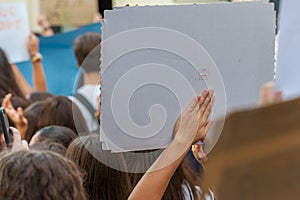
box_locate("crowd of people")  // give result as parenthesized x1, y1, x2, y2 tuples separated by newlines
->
(0, 10, 283, 200)
(0, 13, 218, 199)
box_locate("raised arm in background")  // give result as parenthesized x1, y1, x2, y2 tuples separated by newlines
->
(37, 14, 54, 37)
(11, 34, 47, 96)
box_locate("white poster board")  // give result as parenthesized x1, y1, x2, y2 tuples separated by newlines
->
(275, 0, 300, 100)
(100, 2, 275, 152)
(0, 3, 30, 63)
(0, 0, 41, 33)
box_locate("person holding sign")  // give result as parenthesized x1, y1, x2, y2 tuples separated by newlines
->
(129, 89, 214, 200)
(1, 34, 47, 100)
(10, 34, 47, 97)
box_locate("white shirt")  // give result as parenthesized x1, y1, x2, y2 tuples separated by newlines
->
(69, 84, 100, 133)
(182, 181, 214, 200)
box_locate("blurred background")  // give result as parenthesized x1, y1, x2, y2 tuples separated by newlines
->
(1, 0, 280, 34)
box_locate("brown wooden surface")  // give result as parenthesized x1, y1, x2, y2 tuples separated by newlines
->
(204, 98, 300, 200)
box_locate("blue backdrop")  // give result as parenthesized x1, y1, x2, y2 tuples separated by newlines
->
(17, 22, 101, 96)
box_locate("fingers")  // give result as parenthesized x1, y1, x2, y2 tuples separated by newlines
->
(28, 33, 39, 56)
(29, 33, 39, 46)
(260, 82, 274, 103)
(2, 93, 12, 108)
(188, 96, 199, 112)
(174, 88, 215, 144)
(196, 119, 213, 143)
(275, 90, 283, 103)
(189, 88, 213, 114)
(21, 140, 29, 149)
(202, 95, 215, 121)
(204, 120, 213, 135)
(29, 33, 37, 40)
(17, 107, 24, 120)
(192, 144, 207, 164)
(198, 89, 210, 106)
(10, 127, 21, 149)
(199, 89, 214, 120)
(10, 127, 29, 152)
(193, 88, 215, 143)
(258, 81, 282, 106)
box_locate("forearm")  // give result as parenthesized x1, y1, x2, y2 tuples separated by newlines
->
(28, 34, 47, 92)
(128, 138, 190, 200)
(32, 61, 47, 91)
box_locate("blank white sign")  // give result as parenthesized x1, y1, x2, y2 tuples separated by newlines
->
(100, 2, 275, 152)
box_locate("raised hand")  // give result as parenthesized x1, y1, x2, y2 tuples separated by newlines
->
(28, 33, 40, 57)
(174, 89, 214, 146)
(258, 81, 282, 107)
(1, 93, 28, 139)
(192, 144, 207, 164)
(10, 127, 29, 152)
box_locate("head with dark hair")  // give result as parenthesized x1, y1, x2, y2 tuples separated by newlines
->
(11, 95, 30, 109)
(23, 101, 44, 142)
(0, 48, 25, 99)
(73, 32, 101, 73)
(30, 141, 67, 155)
(38, 96, 90, 135)
(0, 150, 86, 200)
(66, 135, 132, 200)
(26, 91, 54, 103)
(30, 125, 77, 148)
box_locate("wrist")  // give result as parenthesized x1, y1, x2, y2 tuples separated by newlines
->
(31, 52, 43, 63)
(168, 138, 191, 161)
(172, 134, 192, 151)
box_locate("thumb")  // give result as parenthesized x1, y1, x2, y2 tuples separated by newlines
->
(10, 127, 29, 151)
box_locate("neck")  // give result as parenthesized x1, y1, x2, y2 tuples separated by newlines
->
(83, 72, 99, 85)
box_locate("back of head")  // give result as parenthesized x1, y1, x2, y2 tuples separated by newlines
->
(23, 101, 44, 142)
(66, 135, 132, 200)
(30, 141, 67, 155)
(26, 91, 54, 104)
(73, 32, 101, 73)
(38, 96, 89, 135)
(0, 150, 86, 200)
(11, 95, 30, 109)
(31, 125, 77, 148)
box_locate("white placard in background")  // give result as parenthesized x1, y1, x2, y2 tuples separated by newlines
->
(0, 3, 30, 63)
(275, 0, 300, 100)
(101, 2, 275, 152)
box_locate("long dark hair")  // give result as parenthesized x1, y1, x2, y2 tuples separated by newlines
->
(37, 96, 90, 135)
(163, 159, 199, 200)
(66, 135, 132, 200)
(0, 48, 25, 98)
